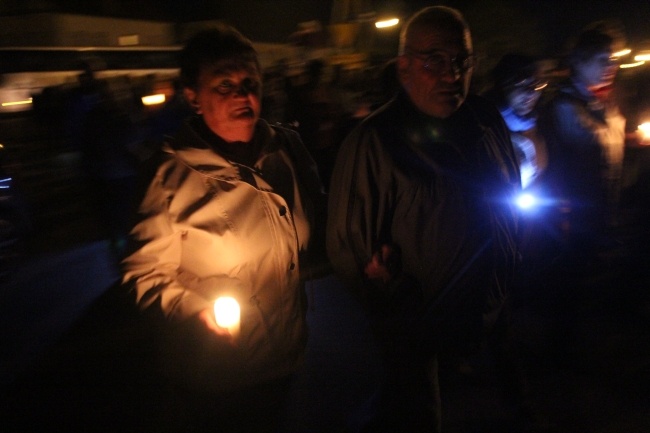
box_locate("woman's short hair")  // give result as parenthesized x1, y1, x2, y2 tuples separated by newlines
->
(492, 54, 539, 92)
(179, 24, 260, 89)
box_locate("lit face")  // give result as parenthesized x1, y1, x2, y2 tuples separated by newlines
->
(397, 25, 473, 118)
(506, 79, 543, 117)
(574, 47, 618, 90)
(184, 61, 262, 143)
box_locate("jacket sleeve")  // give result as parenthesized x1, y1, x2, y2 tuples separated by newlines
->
(550, 97, 599, 152)
(121, 161, 242, 323)
(326, 124, 392, 294)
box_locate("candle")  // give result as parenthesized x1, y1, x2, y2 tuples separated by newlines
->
(638, 122, 650, 144)
(213, 296, 240, 338)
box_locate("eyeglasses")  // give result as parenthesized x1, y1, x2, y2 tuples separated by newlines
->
(510, 78, 548, 93)
(406, 49, 477, 76)
(215, 77, 261, 96)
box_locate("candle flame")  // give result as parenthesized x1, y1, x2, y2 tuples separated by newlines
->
(214, 297, 240, 329)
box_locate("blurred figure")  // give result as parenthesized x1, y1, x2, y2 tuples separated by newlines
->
(326, 6, 520, 432)
(68, 68, 138, 260)
(285, 58, 342, 189)
(121, 25, 323, 433)
(539, 21, 626, 265)
(0, 145, 31, 284)
(485, 54, 548, 190)
(372, 58, 400, 110)
(483, 54, 562, 264)
(482, 54, 555, 430)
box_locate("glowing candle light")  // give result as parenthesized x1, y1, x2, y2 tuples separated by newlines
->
(638, 122, 650, 144)
(214, 297, 240, 338)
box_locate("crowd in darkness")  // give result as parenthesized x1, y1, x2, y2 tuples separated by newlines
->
(56, 30, 645, 268)
(52, 55, 398, 259)
(4, 9, 649, 433)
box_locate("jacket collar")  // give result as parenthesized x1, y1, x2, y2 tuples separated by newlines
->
(165, 117, 276, 180)
(394, 90, 486, 148)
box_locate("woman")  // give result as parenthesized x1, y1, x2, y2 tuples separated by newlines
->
(122, 25, 323, 432)
(486, 54, 548, 190)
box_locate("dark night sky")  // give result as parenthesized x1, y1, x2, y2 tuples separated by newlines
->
(2, 0, 648, 53)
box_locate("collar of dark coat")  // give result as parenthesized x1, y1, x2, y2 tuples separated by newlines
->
(392, 90, 488, 148)
(556, 79, 608, 122)
(376, 91, 517, 192)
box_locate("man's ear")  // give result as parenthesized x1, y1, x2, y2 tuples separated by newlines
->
(396, 55, 409, 87)
(183, 87, 200, 113)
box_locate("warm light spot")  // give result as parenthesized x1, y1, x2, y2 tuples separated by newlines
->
(141, 94, 166, 106)
(634, 53, 650, 62)
(620, 61, 645, 69)
(1, 98, 32, 107)
(613, 48, 631, 57)
(375, 18, 399, 29)
(638, 122, 650, 143)
(214, 297, 240, 331)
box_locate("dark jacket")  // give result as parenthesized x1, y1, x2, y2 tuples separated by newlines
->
(539, 79, 625, 233)
(326, 91, 520, 345)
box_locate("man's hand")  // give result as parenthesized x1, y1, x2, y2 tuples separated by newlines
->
(197, 308, 236, 344)
(364, 244, 401, 284)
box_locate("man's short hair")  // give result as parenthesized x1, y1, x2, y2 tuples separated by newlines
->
(398, 6, 470, 55)
(567, 21, 622, 67)
(179, 24, 260, 89)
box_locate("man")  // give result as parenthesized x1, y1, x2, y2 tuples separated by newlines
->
(122, 25, 323, 432)
(326, 6, 520, 432)
(539, 22, 626, 265)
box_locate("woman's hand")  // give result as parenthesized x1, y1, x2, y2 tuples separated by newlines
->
(197, 308, 236, 344)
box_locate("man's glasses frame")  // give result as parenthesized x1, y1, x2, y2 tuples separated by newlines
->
(405, 48, 477, 76)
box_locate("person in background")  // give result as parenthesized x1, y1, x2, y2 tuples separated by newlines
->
(482, 54, 555, 430)
(485, 54, 549, 190)
(483, 53, 558, 272)
(121, 25, 323, 433)
(285, 58, 343, 190)
(67, 67, 141, 259)
(539, 21, 626, 266)
(326, 6, 520, 432)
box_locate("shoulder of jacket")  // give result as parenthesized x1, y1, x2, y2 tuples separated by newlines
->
(269, 121, 300, 139)
(464, 94, 504, 126)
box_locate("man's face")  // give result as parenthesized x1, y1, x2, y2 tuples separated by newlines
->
(397, 26, 473, 118)
(575, 47, 618, 90)
(185, 61, 262, 142)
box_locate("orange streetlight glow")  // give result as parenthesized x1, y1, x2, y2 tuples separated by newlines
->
(375, 18, 399, 29)
(141, 94, 166, 106)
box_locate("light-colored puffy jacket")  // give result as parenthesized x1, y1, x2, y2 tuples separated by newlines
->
(122, 117, 319, 392)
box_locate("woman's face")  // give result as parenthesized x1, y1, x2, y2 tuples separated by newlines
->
(505, 78, 543, 117)
(184, 61, 262, 143)
(574, 47, 619, 90)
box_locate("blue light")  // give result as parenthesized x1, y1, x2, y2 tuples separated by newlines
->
(516, 192, 537, 210)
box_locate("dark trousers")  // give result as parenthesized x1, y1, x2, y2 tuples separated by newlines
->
(164, 375, 293, 433)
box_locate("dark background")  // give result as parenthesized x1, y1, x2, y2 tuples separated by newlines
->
(1, 0, 648, 52)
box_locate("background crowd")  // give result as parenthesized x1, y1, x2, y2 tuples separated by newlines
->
(2, 6, 649, 433)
